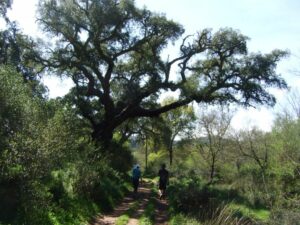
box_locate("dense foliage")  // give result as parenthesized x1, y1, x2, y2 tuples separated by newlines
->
(35, 0, 287, 145)
(134, 104, 300, 224)
(0, 66, 132, 224)
(1, 0, 298, 224)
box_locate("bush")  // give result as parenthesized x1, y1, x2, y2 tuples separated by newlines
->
(269, 209, 300, 225)
(168, 177, 256, 224)
(0, 178, 20, 223)
(170, 214, 201, 225)
(168, 177, 210, 217)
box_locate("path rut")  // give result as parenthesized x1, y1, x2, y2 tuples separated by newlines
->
(90, 182, 169, 225)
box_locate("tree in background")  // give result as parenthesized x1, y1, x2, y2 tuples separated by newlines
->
(160, 97, 196, 165)
(0, 0, 12, 22)
(36, 0, 288, 146)
(271, 90, 300, 207)
(0, 1, 46, 97)
(276, 88, 300, 120)
(234, 128, 271, 175)
(134, 118, 162, 170)
(197, 106, 233, 184)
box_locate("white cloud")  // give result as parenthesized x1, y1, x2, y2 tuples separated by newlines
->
(231, 107, 274, 132)
(7, 0, 39, 34)
(42, 76, 74, 99)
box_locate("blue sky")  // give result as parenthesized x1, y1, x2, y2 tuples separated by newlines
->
(5, 0, 300, 131)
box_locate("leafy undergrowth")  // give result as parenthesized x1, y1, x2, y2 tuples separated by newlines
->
(48, 197, 100, 225)
(48, 181, 131, 225)
(167, 177, 265, 224)
(115, 215, 130, 225)
(169, 205, 254, 225)
(229, 203, 270, 222)
(45, 167, 131, 225)
(169, 214, 201, 225)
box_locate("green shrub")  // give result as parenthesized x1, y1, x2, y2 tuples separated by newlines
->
(168, 177, 257, 224)
(170, 214, 201, 225)
(0, 178, 20, 223)
(116, 215, 130, 225)
(269, 209, 300, 225)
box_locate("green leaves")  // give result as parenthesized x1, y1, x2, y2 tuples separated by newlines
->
(210, 28, 249, 55)
(36, 1, 288, 144)
(0, 67, 32, 147)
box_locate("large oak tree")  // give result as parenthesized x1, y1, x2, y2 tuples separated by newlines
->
(36, 0, 288, 144)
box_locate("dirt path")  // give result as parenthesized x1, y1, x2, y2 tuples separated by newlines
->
(154, 198, 169, 225)
(90, 182, 169, 225)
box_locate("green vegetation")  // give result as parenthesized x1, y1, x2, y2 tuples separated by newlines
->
(115, 215, 130, 225)
(0, 66, 131, 224)
(229, 203, 270, 222)
(133, 100, 300, 224)
(1, 0, 299, 224)
(170, 214, 201, 225)
(36, 0, 287, 145)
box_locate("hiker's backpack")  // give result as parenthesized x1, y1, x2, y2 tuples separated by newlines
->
(159, 169, 168, 182)
(132, 168, 141, 180)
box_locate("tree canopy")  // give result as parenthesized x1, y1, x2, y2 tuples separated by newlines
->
(36, 0, 288, 144)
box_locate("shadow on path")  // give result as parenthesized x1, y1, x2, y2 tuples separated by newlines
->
(154, 197, 169, 225)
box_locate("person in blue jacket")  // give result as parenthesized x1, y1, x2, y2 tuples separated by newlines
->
(132, 164, 141, 193)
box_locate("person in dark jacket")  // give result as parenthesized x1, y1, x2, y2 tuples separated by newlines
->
(158, 163, 169, 199)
